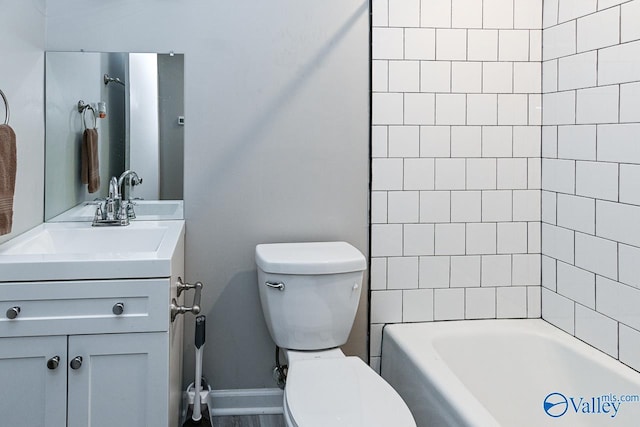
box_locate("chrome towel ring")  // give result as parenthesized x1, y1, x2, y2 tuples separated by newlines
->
(77, 100, 97, 130)
(0, 88, 9, 125)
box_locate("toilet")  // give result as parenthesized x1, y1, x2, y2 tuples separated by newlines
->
(255, 241, 416, 427)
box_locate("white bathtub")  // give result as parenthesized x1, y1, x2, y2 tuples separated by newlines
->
(381, 320, 640, 427)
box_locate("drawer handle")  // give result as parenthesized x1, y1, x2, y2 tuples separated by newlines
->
(47, 356, 60, 370)
(6, 306, 20, 319)
(112, 302, 125, 315)
(170, 278, 202, 322)
(70, 356, 83, 370)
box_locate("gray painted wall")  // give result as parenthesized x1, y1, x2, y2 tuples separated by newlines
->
(45, 0, 370, 388)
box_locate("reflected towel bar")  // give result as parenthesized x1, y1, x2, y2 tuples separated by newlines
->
(104, 74, 125, 86)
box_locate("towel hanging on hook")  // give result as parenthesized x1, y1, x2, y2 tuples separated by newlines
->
(0, 88, 17, 235)
(77, 100, 100, 193)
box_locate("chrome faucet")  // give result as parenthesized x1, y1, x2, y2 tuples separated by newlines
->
(109, 176, 120, 199)
(92, 171, 143, 226)
(92, 176, 130, 226)
(118, 170, 143, 219)
(118, 170, 143, 199)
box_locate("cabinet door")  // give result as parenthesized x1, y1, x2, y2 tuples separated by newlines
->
(67, 332, 169, 427)
(0, 336, 67, 427)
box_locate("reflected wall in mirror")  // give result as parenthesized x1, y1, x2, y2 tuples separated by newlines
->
(45, 51, 184, 221)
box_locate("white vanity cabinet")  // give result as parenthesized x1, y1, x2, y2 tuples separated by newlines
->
(0, 220, 186, 427)
(67, 332, 168, 427)
(0, 277, 184, 427)
(0, 335, 67, 427)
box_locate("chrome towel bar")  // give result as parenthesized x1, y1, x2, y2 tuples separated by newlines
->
(171, 277, 203, 322)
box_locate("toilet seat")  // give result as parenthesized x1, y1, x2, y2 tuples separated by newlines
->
(284, 356, 416, 427)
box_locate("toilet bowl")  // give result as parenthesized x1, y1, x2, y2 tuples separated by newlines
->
(282, 350, 416, 427)
(255, 242, 416, 427)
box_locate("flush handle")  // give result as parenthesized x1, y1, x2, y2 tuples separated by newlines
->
(265, 281, 285, 291)
(6, 306, 20, 319)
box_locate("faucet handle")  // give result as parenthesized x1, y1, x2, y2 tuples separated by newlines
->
(93, 204, 104, 221)
(126, 202, 136, 219)
(119, 202, 128, 219)
(106, 198, 115, 219)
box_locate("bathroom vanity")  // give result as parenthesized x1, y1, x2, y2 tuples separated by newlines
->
(0, 220, 185, 427)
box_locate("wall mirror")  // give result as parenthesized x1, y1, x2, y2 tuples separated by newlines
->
(44, 51, 184, 221)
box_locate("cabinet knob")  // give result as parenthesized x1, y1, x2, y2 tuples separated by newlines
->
(47, 356, 60, 370)
(70, 356, 83, 370)
(112, 302, 125, 315)
(6, 306, 20, 319)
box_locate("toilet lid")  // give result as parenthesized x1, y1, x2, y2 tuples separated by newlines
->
(285, 357, 416, 427)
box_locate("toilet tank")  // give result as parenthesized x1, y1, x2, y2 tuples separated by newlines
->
(255, 242, 366, 351)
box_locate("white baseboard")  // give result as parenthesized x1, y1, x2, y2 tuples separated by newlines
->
(208, 388, 284, 416)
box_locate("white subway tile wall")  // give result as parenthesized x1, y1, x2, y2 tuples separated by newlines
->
(371, 0, 640, 376)
(371, 0, 542, 363)
(541, 0, 640, 373)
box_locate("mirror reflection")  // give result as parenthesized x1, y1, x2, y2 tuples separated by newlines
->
(44, 51, 184, 221)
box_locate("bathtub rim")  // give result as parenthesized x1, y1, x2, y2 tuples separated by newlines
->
(382, 320, 500, 427)
(380, 318, 640, 427)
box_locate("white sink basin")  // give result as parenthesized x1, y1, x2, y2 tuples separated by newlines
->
(0, 221, 184, 281)
(1, 226, 167, 255)
(49, 200, 184, 222)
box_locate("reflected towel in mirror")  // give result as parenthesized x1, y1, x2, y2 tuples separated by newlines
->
(81, 128, 100, 193)
(0, 123, 16, 235)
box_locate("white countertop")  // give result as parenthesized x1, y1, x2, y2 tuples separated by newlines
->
(0, 220, 185, 281)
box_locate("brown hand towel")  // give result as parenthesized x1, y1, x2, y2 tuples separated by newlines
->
(0, 124, 17, 235)
(81, 128, 100, 193)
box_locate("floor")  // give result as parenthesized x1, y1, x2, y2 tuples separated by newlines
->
(212, 415, 285, 427)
